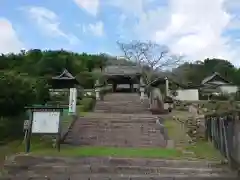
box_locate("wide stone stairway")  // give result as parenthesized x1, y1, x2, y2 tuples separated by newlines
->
(64, 93, 165, 147)
(94, 93, 150, 114)
(2, 93, 239, 179)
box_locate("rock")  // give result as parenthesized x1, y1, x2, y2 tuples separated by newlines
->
(203, 108, 208, 112)
(166, 140, 175, 148)
(182, 150, 194, 155)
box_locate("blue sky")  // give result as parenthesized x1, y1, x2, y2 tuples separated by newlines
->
(1, 0, 240, 65)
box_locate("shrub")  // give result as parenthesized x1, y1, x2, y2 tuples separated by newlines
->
(0, 72, 35, 116)
(76, 72, 95, 89)
(0, 114, 26, 142)
(0, 71, 50, 141)
(50, 91, 69, 105)
(80, 97, 96, 111)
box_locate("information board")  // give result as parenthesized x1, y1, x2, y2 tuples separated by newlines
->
(31, 111, 60, 133)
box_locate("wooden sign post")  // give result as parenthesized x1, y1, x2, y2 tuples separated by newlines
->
(24, 106, 63, 153)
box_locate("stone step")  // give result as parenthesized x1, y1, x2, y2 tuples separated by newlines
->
(73, 120, 157, 124)
(94, 107, 148, 110)
(94, 110, 150, 114)
(94, 93, 150, 114)
(3, 174, 239, 180)
(94, 106, 146, 108)
(82, 113, 156, 118)
(95, 102, 147, 105)
(63, 139, 166, 147)
(77, 115, 156, 121)
(5, 164, 232, 175)
(4, 156, 238, 179)
(95, 107, 147, 110)
(64, 112, 166, 147)
(3, 156, 231, 170)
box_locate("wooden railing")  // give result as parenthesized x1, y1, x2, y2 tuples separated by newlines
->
(205, 111, 240, 169)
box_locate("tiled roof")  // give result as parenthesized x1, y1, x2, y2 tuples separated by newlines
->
(201, 72, 230, 85)
(52, 69, 75, 79)
(147, 77, 193, 88)
(104, 65, 141, 75)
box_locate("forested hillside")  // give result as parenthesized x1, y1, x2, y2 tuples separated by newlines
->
(171, 58, 240, 86)
(0, 49, 110, 142)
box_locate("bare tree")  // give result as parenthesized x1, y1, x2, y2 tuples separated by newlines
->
(117, 40, 183, 83)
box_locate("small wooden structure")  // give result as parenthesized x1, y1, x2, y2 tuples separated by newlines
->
(103, 65, 141, 92)
(50, 69, 80, 89)
(48, 69, 81, 105)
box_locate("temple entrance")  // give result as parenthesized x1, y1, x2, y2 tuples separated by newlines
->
(103, 65, 142, 93)
(107, 75, 140, 93)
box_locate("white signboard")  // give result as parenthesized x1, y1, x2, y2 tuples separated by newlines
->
(31, 111, 60, 133)
(69, 88, 77, 114)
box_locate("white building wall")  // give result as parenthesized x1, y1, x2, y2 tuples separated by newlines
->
(219, 85, 238, 94)
(175, 89, 199, 101)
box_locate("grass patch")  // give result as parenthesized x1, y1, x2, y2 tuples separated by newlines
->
(29, 145, 182, 159)
(76, 105, 88, 116)
(164, 119, 224, 161)
(61, 109, 72, 130)
(7, 136, 183, 159)
(0, 105, 87, 167)
(0, 135, 182, 159)
(61, 105, 88, 133)
(185, 141, 223, 160)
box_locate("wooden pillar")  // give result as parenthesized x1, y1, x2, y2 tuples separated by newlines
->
(113, 83, 117, 92)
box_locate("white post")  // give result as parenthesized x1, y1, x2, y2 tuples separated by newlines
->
(140, 87, 145, 101)
(95, 79, 101, 100)
(95, 88, 100, 100)
(69, 88, 77, 114)
(165, 77, 169, 96)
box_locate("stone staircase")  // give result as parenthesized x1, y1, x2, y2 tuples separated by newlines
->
(64, 113, 166, 147)
(3, 155, 238, 179)
(64, 93, 166, 147)
(95, 93, 150, 114)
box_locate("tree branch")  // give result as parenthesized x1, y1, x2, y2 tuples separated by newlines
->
(117, 40, 183, 81)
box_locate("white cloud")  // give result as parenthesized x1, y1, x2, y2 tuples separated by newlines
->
(24, 6, 80, 45)
(80, 21, 104, 37)
(74, 0, 99, 16)
(0, 18, 24, 54)
(88, 21, 104, 36)
(154, 0, 233, 61)
(107, 0, 144, 16)
(111, 0, 240, 65)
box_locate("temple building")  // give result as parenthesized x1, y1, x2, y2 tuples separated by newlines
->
(201, 72, 238, 94)
(103, 65, 142, 92)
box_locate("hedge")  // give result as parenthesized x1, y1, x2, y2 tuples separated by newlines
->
(79, 97, 96, 112)
(0, 71, 50, 142)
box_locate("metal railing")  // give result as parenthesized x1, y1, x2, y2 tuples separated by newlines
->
(205, 111, 240, 169)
